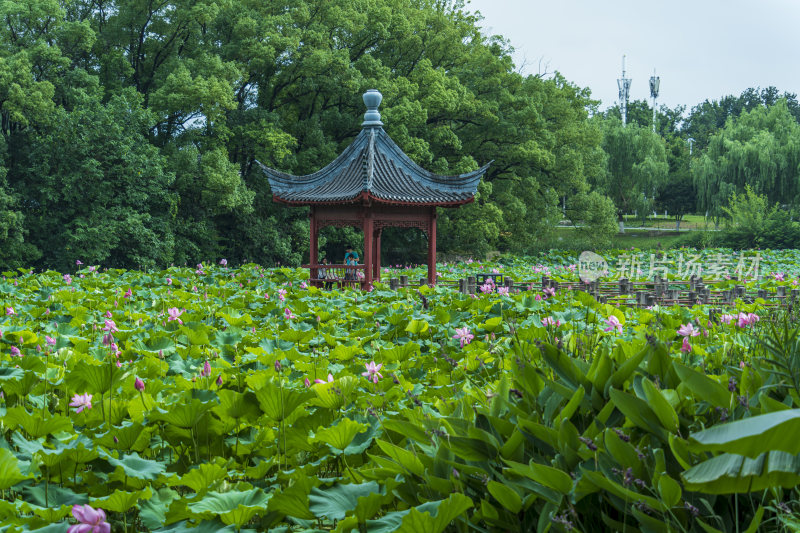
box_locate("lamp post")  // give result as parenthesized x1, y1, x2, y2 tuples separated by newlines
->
(649, 70, 660, 133)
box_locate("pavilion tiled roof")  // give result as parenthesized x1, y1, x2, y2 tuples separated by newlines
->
(257, 90, 490, 206)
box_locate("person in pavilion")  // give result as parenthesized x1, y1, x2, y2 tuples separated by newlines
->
(344, 246, 359, 280)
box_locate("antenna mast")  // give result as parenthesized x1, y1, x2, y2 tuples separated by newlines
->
(649, 69, 660, 133)
(617, 55, 632, 127)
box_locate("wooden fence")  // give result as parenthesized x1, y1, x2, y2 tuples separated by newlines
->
(381, 274, 798, 309)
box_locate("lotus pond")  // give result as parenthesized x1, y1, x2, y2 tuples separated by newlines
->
(2, 250, 800, 532)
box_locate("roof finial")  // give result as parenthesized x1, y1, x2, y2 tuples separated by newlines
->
(362, 89, 383, 127)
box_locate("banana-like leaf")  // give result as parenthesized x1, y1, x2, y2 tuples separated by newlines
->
(688, 409, 800, 457)
(682, 451, 800, 493)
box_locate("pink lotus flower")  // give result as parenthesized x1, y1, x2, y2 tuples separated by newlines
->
(720, 314, 735, 324)
(134, 377, 145, 392)
(737, 312, 760, 327)
(681, 337, 692, 353)
(604, 315, 623, 334)
(166, 277, 172, 285)
(102, 319, 118, 332)
(104, 311, 112, 318)
(5, 307, 14, 315)
(361, 362, 383, 383)
(304, 377, 311, 387)
(284, 307, 296, 320)
(219, 258, 228, 266)
(315, 373, 335, 384)
(774, 272, 785, 281)
(200, 360, 211, 377)
(75, 260, 83, 266)
(124, 288, 132, 298)
(542, 317, 560, 327)
(543, 287, 556, 298)
(64, 274, 72, 285)
(497, 287, 510, 296)
(534, 294, 542, 301)
(69, 393, 93, 413)
(479, 282, 494, 294)
(278, 289, 287, 301)
(167, 307, 184, 324)
(677, 323, 700, 337)
(68, 504, 110, 533)
(10, 346, 21, 357)
(453, 327, 474, 348)
(46, 336, 56, 346)
(216, 374, 223, 386)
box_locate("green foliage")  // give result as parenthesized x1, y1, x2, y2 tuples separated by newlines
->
(595, 118, 669, 224)
(566, 191, 618, 246)
(0, 0, 615, 268)
(718, 186, 800, 249)
(693, 100, 800, 225)
(1, 257, 800, 530)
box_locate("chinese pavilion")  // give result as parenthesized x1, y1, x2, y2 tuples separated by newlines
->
(258, 90, 491, 289)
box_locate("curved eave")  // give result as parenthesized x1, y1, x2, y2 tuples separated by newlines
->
(258, 126, 493, 205)
(255, 129, 369, 190)
(374, 128, 492, 191)
(272, 192, 475, 208)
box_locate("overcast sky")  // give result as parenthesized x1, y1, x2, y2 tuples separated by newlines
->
(465, 0, 800, 112)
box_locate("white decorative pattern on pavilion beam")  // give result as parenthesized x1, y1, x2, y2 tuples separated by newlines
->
(257, 90, 491, 289)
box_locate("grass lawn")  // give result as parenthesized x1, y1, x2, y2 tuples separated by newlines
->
(621, 213, 715, 230)
(551, 227, 689, 250)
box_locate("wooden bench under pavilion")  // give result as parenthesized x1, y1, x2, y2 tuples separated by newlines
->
(258, 90, 491, 289)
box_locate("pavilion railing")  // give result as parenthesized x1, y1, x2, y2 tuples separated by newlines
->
(304, 263, 366, 288)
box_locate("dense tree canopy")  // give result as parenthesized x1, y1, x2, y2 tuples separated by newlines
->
(593, 119, 668, 230)
(692, 100, 800, 224)
(0, 0, 620, 269)
(1, 0, 799, 270)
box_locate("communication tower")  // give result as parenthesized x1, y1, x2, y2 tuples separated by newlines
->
(617, 55, 632, 127)
(649, 70, 661, 133)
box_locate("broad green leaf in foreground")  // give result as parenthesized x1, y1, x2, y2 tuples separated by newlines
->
(102, 451, 167, 480)
(188, 489, 271, 526)
(682, 451, 800, 494)
(91, 487, 153, 512)
(311, 418, 367, 454)
(308, 481, 381, 520)
(687, 409, 800, 458)
(0, 448, 31, 490)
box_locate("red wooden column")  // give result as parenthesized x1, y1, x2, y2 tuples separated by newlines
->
(373, 227, 382, 282)
(309, 208, 318, 281)
(362, 209, 374, 288)
(427, 208, 437, 285)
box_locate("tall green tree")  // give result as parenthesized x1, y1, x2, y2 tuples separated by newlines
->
(692, 100, 800, 228)
(20, 90, 177, 270)
(684, 86, 800, 152)
(594, 118, 668, 232)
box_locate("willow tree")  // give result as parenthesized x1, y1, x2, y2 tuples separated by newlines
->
(692, 100, 800, 227)
(594, 118, 668, 232)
